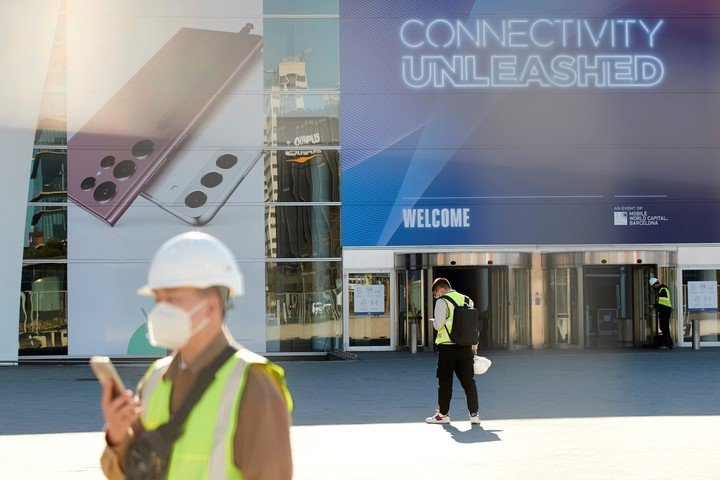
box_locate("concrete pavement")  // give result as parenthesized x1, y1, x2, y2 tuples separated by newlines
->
(1, 348, 719, 479)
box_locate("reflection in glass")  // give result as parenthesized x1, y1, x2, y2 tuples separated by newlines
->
(28, 149, 66, 201)
(266, 262, 342, 352)
(264, 149, 339, 203)
(35, 1, 67, 146)
(348, 273, 391, 347)
(264, 0, 338, 15)
(263, 18, 339, 90)
(512, 268, 530, 346)
(265, 101, 339, 145)
(23, 206, 67, 260)
(19, 264, 68, 356)
(682, 269, 720, 343)
(265, 205, 340, 258)
(548, 268, 578, 345)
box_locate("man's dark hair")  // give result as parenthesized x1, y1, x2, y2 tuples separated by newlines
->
(432, 277, 451, 292)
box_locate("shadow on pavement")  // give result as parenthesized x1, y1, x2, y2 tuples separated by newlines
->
(441, 424, 502, 444)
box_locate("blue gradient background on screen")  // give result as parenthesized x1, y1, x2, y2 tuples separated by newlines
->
(340, 0, 720, 246)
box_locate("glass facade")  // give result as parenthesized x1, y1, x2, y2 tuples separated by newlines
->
(263, 4, 341, 352)
(21, 1, 68, 355)
(16, 1, 343, 356)
(9, 1, 719, 358)
(265, 262, 342, 352)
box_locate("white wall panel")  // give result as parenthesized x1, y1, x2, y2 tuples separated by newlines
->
(0, 1, 61, 363)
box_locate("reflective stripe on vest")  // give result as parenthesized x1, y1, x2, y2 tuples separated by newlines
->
(657, 286, 672, 308)
(138, 350, 292, 479)
(435, 290, 468, 345)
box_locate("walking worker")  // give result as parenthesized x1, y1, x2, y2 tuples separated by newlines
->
(99, 231, 293, 479)
(425, 277, 480, 425)
(649, 277, 674, 349)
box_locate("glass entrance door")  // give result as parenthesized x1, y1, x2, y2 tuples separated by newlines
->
(548, 267, 579, 346)
(432, 266, 509, 349)
(346, 272, 394, 350)
(633, 265, 660, 346)
(510, 268, 530, 347)
(397, 270, 425, 350)
(584, 266, 632, 348)
(583, 265, 659, 348)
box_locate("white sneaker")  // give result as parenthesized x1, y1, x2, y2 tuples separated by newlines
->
(469, 413, 481, 425)
(425, 411, 451, 424)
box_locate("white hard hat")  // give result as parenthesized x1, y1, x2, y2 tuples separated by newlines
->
(473, 355, 492, 375)
(649, 277, 658, 286)
(138, 231, 244, 297)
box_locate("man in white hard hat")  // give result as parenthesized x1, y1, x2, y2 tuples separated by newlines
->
(649, 277, 674, 349)
(99, 231, 293, 479)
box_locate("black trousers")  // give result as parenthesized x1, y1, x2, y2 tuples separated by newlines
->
(436, 344, 478, 415)
(657, 307, 673, 347)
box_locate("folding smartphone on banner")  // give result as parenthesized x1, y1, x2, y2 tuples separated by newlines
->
(67, 26, 262, 226)
(140, 40, 264, 226)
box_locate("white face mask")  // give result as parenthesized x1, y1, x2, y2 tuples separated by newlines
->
(147, 300, 209, 350)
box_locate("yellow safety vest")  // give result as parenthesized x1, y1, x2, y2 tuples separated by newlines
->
(657, 285, 672, 308)
(138, 349, 292, 479)
(435, 290, 472, 345)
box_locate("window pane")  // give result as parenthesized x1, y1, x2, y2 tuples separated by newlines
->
(264, 0, 338, 15)
(264, 95, 339, 134)
(23, 206, 67, 260)
(28, 149, 66, 201)
(266, 261, 342, 352)
(264, 149, 339, 202)
(348, 273, 391, 347)
(263, 19, 339, 90)
(19, 263, 68, 356)
(265, 205, 340, 258)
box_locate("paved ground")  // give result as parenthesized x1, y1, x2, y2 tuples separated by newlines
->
(0, 348, 719, 479)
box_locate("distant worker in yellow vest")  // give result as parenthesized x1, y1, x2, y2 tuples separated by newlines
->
(425, 278, 480, 425)
(649, 277, 674, 349)
(99, 231, 293, 479)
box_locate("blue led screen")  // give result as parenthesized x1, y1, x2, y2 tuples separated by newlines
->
(340, 1, 720, 246)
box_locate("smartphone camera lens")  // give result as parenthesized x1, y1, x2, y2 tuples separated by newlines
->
(100, 156, 115, 168)
(81, 177, 97, 191)
(93, 181, 117, 203)
(113, 160, 136, 180)
(132, 139, 154, 159)
(185, 190, 207, 209)
(201, 172, 223, 188)
(216, 154, 238, 169)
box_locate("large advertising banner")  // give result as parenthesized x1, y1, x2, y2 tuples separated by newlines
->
(66, 0, 266, 355)
(340, 1, 720, 246)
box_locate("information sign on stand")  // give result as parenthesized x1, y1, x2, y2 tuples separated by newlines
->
(687, 281, 718, 312)
(354, 285, 385, 314)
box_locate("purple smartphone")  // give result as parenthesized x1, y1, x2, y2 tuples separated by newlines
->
(67, 27, 262, 226)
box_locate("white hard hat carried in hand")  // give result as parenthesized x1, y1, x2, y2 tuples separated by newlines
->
(649, 277, 658, 286)
(473, 355, 492, 375)
(138, 231, 244, 297)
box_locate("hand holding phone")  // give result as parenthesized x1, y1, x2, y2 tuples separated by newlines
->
(90, 356, 127, 397)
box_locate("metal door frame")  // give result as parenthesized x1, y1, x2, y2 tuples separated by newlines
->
(343, 268, 396, 351)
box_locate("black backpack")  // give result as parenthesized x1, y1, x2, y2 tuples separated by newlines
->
(440, 294, 479, 346)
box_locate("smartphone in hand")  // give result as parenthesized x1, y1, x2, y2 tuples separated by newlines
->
(89, 356, 127, 398)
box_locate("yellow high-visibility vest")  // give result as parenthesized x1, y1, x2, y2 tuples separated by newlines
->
(435, 290, 472, 345)
(139, 349, 292, 479)
(657, 285, 672, 308)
